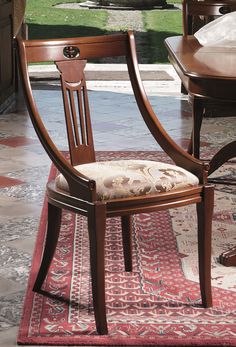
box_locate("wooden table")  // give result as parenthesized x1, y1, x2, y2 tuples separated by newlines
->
(165, 35, 236, 266)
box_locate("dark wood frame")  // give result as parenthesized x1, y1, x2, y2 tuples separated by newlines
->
(16, 31, 214, 335)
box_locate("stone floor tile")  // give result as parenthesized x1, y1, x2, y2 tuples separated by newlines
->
(0, 291, 25, 331)
(0, 326, 18, 346)
(5, 237, 36, 255)
(0, 136, 38, 147)
(0, 196, 41, 219)
(0, 149, 50, 175)
(0, 176, 24, 188)
(0, 216, 40, 242)
(0, 277, 25, 297)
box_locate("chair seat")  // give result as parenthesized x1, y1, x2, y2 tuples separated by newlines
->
(56, 160, 199, 201)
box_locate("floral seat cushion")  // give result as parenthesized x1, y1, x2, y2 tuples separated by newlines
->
(56, 160, 199, 201)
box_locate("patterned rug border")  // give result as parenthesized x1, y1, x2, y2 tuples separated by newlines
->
(17, 151, 236, 346)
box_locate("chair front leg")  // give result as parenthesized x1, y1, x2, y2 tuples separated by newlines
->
(33, 202, 62, 292)
(121, 215, 133, 272)
(197, 184, 214, 308)
(88, 204, 108, 335)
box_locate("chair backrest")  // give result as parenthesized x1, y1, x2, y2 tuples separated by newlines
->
(182, 0, 236, 35)
(16, 31, 207, 200)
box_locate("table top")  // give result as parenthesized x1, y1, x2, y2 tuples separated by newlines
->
(165, 36, 236, 81)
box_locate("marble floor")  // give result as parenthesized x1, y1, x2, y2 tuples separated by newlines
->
(0, 64, 235, 346)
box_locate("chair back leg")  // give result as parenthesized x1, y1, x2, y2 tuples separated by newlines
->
(121, 215, 133, 272)
(197, 184, 214, 307)
(33, 202, 62, 292)
(88, 204, 108, 335)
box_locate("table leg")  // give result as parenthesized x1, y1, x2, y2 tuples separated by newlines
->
(187, 96, 204, 158)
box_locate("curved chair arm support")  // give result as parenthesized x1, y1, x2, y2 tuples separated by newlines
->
(16, 37, 97, 201)
(126, 31, 208, 183)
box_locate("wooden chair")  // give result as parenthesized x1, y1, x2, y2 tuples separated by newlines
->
(182, 0, 236, 36)
(16, 31, 214, 335)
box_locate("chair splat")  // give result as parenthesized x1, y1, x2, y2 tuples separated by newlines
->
(56, 60, 95, 166)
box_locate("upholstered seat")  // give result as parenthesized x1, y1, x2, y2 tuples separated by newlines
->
(56, 160, 199, 200)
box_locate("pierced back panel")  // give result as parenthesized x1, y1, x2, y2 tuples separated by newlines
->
(56, 60, 95, 166)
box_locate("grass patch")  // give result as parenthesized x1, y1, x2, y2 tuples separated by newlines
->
(25, 0, 108, 39)
(25, 1, 183, 63)
(143, 10, 183, 63)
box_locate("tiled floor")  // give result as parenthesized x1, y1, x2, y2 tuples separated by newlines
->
(0, 64, 235, 346)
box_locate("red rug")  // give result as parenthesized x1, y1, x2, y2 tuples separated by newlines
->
(18, 152, 236, 346)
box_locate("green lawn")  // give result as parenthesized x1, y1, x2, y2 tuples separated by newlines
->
(25, 0, 108, 39)
(25, 0, 183, 63)
(143, 10, 183, 63)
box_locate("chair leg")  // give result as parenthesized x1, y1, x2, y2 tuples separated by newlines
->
(188, 96, 204, 158)
(181, 82, 188, 95)
(88, 204, 108, 335)
(33, 202, 62, 292)
(196, 185, 214, 308)
(121, 215, 133, 272)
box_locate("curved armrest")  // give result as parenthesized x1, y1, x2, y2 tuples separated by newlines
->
(126, 31, 208, 183)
